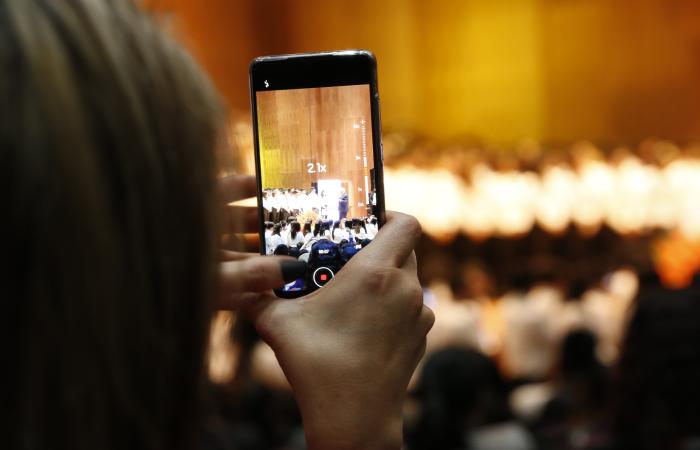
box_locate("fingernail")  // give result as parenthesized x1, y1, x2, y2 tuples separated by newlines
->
(281, 260, 307, 283)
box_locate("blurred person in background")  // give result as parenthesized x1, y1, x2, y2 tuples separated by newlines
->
(1, 2, 434, 450)
(203, 318, 302, 450)
(405, 348, 535, 450)
(534, 329, 611, 450)
(611, 283, 700, 450)
(498, 283, 566, 381)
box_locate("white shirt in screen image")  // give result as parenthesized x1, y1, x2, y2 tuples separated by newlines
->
(332, 227, 350, 243)
(267, 234, 284, 255)
(299, 192, 312, 213)
(308, 191, 321, 211)
(262, 193, 271, 211)
(264, 229, 273, 254)
(303, 232, 314, 245)
(366, 222, 378, 238)
(352, 228, 367, 241)
(272, 192, 284, 211)
(268, 193, 279, 210)
(287, 231, 304, 248)
(281, 192, 292, 211)
(301, 235, 319, 252)
(288, 193, 300, 212)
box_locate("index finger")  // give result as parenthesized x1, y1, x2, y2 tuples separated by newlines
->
(219, 174, 257, 204)
(358, 211, 422, 268)
(220, 256, 307, 295)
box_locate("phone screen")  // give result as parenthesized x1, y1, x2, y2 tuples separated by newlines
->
(255, 83, 381, 295)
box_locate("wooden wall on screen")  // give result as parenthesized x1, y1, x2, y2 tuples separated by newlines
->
(257, 85, 374, 218)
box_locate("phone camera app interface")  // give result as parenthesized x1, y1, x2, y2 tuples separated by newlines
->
(256, 84, 379, 294)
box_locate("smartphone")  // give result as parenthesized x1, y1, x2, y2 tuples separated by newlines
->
(249, 50, 386, 298)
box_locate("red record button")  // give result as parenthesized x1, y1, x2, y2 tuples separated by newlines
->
(312, 267, 335, 288)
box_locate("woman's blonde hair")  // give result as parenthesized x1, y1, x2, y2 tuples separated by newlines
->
(1, 1, 224, 449)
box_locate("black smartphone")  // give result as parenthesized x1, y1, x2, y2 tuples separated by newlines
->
(249, 50, 386, 298)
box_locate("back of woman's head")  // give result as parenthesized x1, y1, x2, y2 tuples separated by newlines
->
(1, 1, 222, 449)
(560, 328, 600, 376)
(614, 286, 700, 450)
(408, 348, 511, 450)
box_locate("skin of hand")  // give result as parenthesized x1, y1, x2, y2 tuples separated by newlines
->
(219, 175, 435, 450)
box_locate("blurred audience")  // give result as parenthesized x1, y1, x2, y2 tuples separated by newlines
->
(533, 330, 611, 450)
(203, 273, 700, 448)
(405, 348, 535, 450)
(612, 283, 700, 450)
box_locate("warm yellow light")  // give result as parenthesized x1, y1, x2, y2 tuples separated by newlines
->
(382, 154, 700, 240)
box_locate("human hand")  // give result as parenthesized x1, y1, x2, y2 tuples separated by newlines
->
(236, 211, 434, 450)
(217, 175, 306, 305)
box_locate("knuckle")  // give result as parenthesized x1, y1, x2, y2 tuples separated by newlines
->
(420, 306, 436, 332)
(407, 283, 424, 309)
(403, 215, 423, 240)
(418, 338, 428, 359)
(365, 266, 401, 292)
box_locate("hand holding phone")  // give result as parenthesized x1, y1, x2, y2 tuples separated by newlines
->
(249, 51, 386, 298)
(233, 212, 433, 450)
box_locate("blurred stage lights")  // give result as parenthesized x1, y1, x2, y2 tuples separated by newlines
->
(384, 156, 700, 241)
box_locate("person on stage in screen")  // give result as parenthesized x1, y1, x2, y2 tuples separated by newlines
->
(338, 188, 349, 220)
(308, 186, 321, 213)
(299, 189, 309, 214)
(278, 189, 290, 222)
(269, 189, 280, 223)
(320, 190, 329, 220)
(262, 190, 271, 222)
(289, 189, 301, 216)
